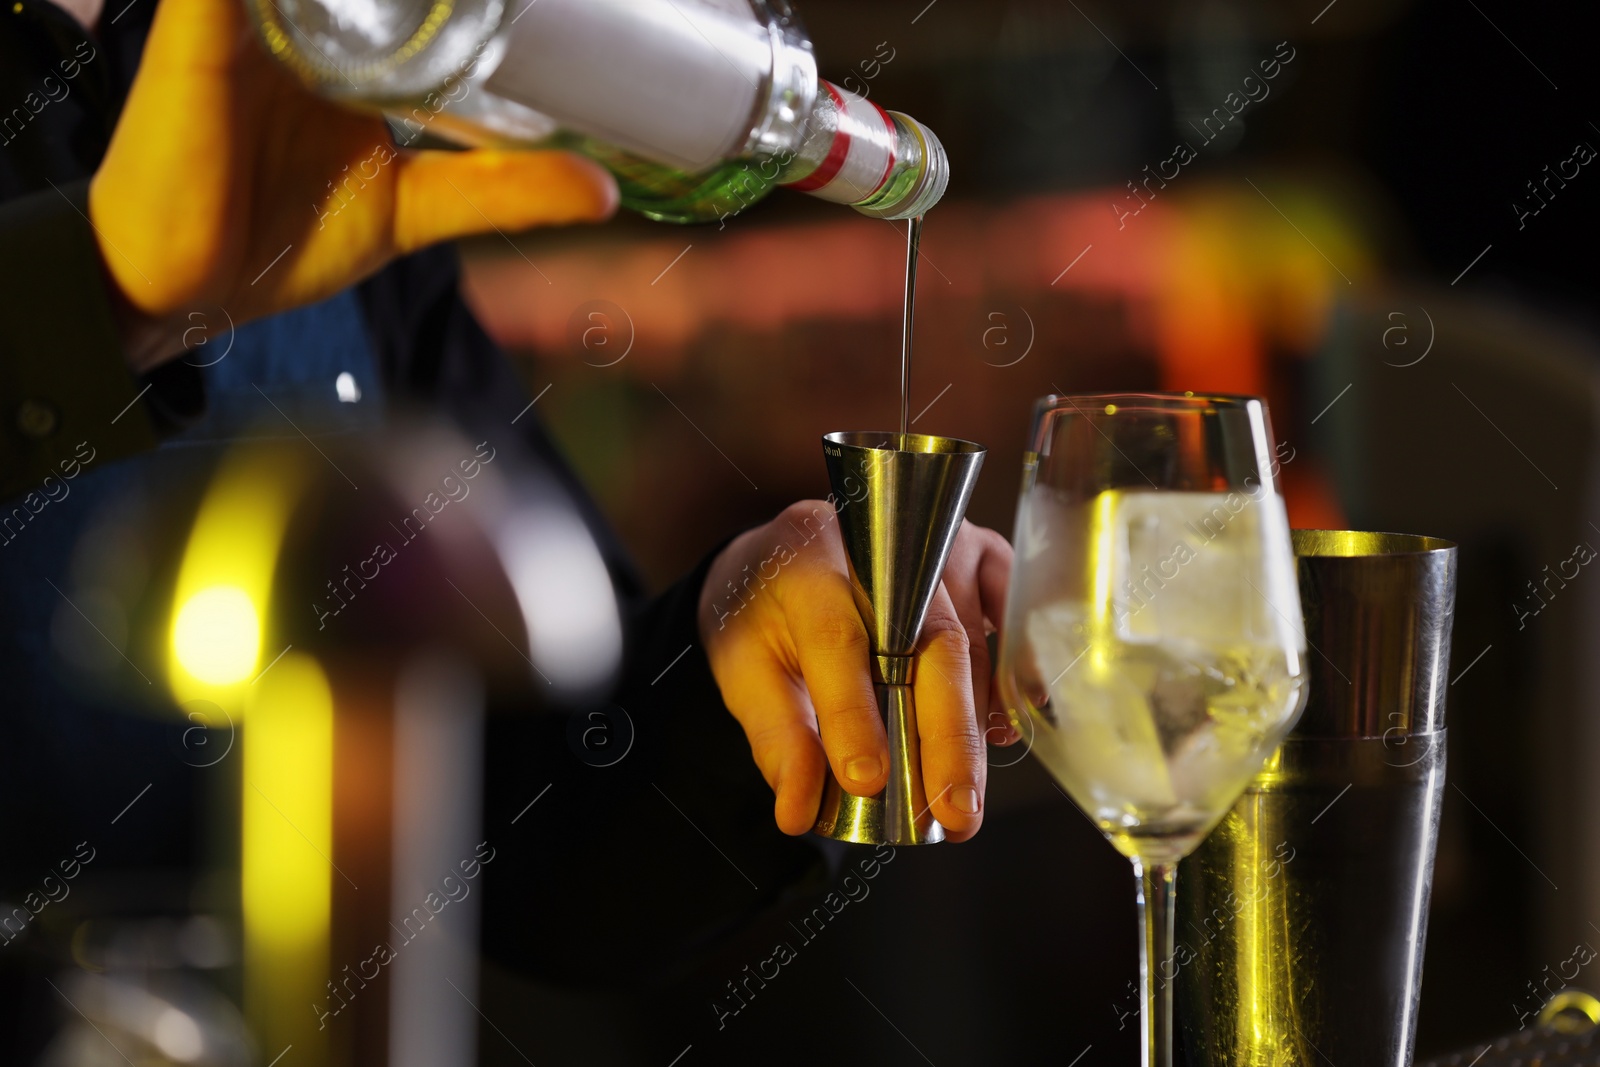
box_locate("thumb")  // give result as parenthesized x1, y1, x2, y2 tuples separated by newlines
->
(392, 149, 619, 253)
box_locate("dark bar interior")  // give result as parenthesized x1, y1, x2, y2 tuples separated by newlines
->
(1, 0, 1595, 1064)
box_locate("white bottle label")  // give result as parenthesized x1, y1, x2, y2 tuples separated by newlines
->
(486, 0, 768, 173)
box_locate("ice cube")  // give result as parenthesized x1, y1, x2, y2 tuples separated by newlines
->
(1025, 603, 1177, 813)
(1107, 490, 1292, 651)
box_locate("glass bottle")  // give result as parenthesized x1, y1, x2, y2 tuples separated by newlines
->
(247, 0, 948, 223)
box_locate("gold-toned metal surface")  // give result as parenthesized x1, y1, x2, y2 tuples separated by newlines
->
(873, 654, 915, 686)
(1418, 988, 1600, 1064)
(1543, 989, 1600, 1033)
(1178, 530, 1458, 1067)
(1290, 529, 1458, 738)
(810, 430, 984, 846)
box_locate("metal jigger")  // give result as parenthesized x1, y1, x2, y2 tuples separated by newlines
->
(810, 431, 986, 846)
(1177, 530, 1458, 1067)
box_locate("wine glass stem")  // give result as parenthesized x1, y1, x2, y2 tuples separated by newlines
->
(1135, 859, 1177, 1067)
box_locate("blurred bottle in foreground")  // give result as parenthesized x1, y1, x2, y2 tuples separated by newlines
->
(247, 0, 948, 224)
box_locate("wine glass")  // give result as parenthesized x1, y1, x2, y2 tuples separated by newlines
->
(997, 393, 1307, 1066)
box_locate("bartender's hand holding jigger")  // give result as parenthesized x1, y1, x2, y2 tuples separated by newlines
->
(701, 504, 1017, 840)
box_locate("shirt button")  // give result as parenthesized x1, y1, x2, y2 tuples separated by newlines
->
(16, 398, 58, 439)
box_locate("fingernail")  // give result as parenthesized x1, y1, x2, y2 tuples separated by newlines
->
(845, 755, 882, 784)
(952, 787, 980, 814)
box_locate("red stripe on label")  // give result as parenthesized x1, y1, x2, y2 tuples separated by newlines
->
(781, 82, 852, 193)
(870, 100, 897, 190)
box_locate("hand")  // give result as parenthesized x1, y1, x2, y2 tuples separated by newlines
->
(698, 500, 1016, 841)
(88, 0, 618, 371)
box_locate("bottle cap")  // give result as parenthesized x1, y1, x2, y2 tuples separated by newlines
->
(855, 115, 948, 220)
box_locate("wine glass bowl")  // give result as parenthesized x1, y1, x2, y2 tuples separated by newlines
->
(997, 392, 1307, 1065)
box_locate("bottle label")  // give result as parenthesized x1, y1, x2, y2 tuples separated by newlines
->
(781, 83, 898, 205)
(486, 0, 765, 173)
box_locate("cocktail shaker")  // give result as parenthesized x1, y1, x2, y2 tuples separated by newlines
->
(1177, 530, 1458, 1066)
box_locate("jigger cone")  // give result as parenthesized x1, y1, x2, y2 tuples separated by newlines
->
(812, 431, 986, 845)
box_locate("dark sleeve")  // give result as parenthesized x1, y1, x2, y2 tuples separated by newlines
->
(355, 248, 825, 983)
(353, 242, 646, 599)
(479, 543, 826, 987)
(0, 181, 157, 498)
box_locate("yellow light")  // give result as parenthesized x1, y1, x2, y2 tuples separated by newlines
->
(166, 444, 330, 1064)
(243, 651, 332, 947)
(1104, 403, 1118, 415)
(172, 586, 260, 685)
(1087, 489, 1118, 675)
(167, 447, 304, 705)
(243, 651, 334, 1062)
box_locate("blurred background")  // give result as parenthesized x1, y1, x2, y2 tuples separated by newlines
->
(453, 0, 1600, 1061)
(6, 0, 1599, 1063)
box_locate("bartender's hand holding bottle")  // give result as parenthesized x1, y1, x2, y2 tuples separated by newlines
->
(88, 0, 618, 371)
(700, 503, 1017, 840)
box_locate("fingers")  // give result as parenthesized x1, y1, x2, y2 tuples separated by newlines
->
(975, 524, 1013, 632)
(393, 150, 619, 253)
(701, 506, 1012, 841)
(700, 522, 833, 834)
(943, 522, 1019, 747)
(942, 521, 994, 721)
(717, 658, 830, 836)
(912, 583, 986, 841)
(90, 0, 259, 316)
(781, 541, 889, 798)
(977, 527, 1018, 744)
(140, 0, 254, 74)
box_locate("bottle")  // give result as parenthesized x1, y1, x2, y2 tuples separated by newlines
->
(248, 0, 948, 224)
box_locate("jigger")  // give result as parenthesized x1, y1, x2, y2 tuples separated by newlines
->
(811, 431, 986, 845)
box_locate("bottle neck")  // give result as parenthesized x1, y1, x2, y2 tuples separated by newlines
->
(776, 81, 947, 220)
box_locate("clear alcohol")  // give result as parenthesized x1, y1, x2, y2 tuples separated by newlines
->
(1005, 489, 1306, 864)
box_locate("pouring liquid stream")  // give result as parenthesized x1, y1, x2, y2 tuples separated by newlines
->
(899, 215, 923, 449)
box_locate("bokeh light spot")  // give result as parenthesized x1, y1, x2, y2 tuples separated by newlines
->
(173, 586, 260, 685)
